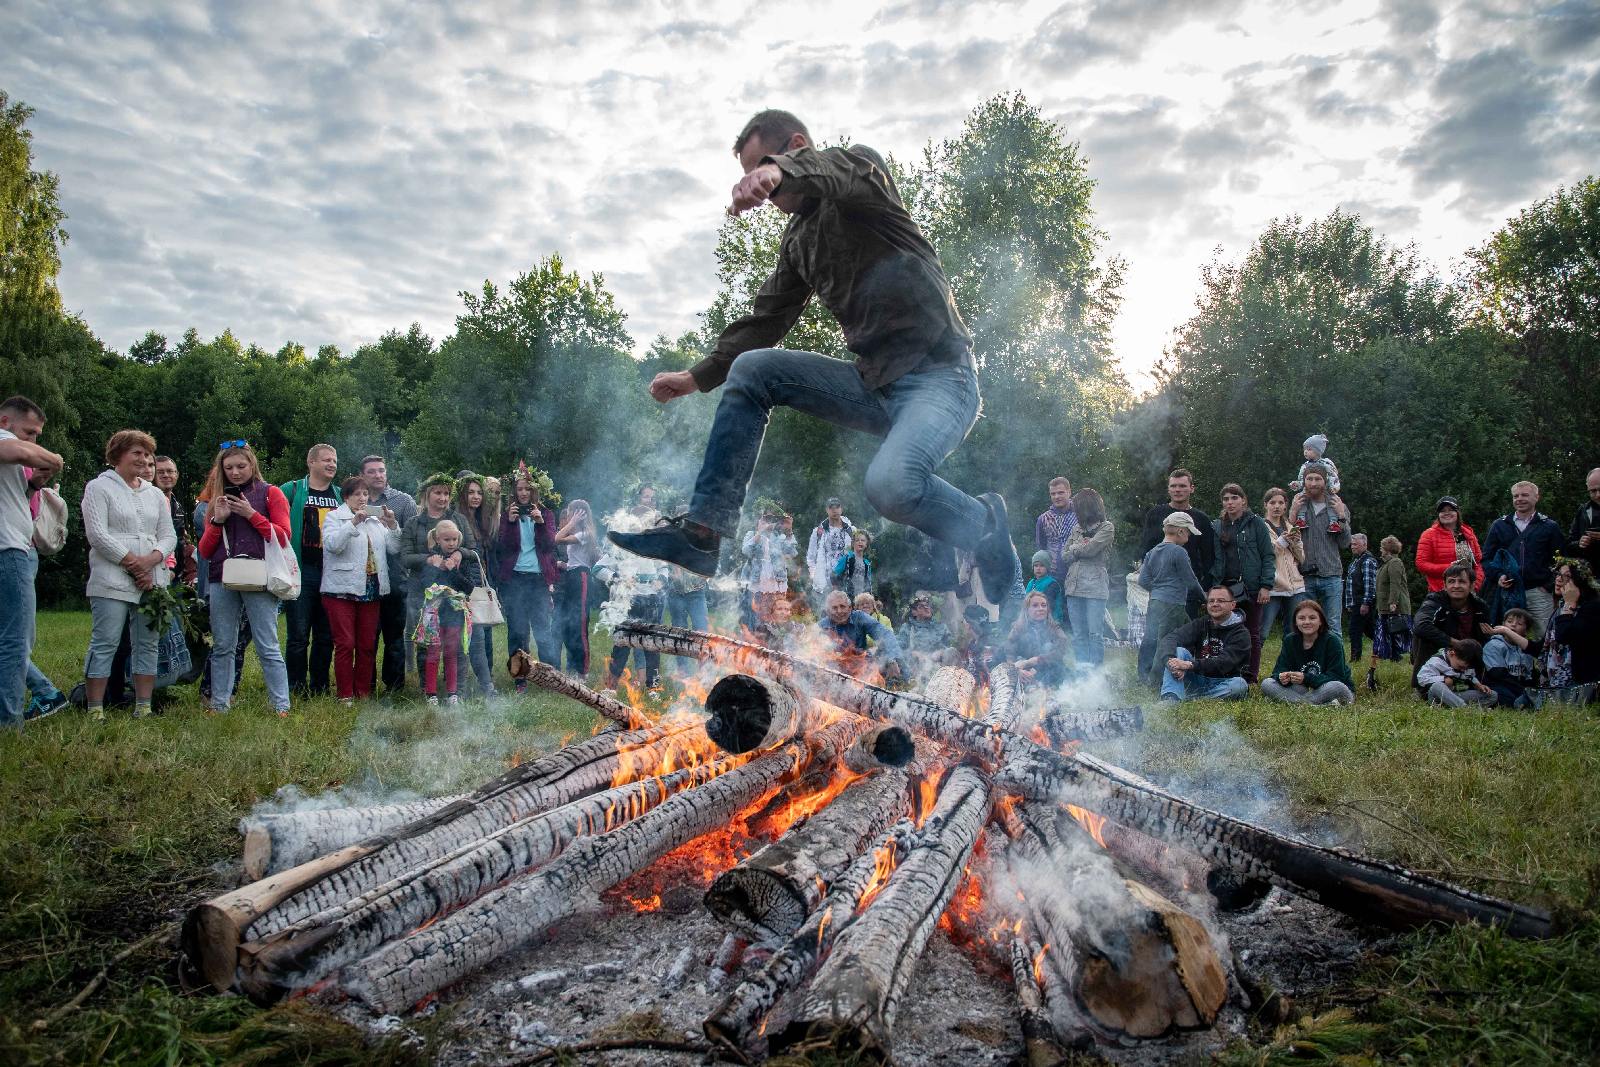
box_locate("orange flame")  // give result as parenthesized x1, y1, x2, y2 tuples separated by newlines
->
(1064, 803, 1108, 849)
(624, 892, 662, 913)
(859, 839, 900, 911)
(757, 766, 863, 840)
(1032, 943, 1049, 985)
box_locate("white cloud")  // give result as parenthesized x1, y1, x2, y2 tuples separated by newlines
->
(5, 0, 1594, 389)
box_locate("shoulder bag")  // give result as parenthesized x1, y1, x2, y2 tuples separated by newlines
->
(220, 527, 269, 592)
(467, 550, 504, 626)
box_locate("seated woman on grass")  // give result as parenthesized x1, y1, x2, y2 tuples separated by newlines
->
(1261, 598, 1354, 706)
(1003, 589, 1069, 690)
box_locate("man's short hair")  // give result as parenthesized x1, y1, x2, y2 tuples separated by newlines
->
(1351, 532, 1368, 543)
(1512, 480, 1538, 493)
(307, 443, 337, 464)
(824, 589, 851, 605)
(1220, 482, 1245, 500)
(1443, 561, 1475, 582)
(105, 429, 157, 466)
(734, 109, 810, 155)
(154, 455, 175, 466)
(1302, 462, 1329, 479)
(1207, 585, 1237, 601)
(1048, 476, 1071, 489)
(360, 455, 386, 472)
(0, 395, 44, 421)
(1168, 468, 1193, 483)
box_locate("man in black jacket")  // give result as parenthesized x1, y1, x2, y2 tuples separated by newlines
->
(608, 110, 1021, 618)
(1141, 468, 1215, 619)
(1567, 467, 1600, 573)
(1411, 562, 1493, 687)
(1154, 586, 1251, 702)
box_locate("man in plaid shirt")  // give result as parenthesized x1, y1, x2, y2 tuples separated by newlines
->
(1344, 533, 1379, 661)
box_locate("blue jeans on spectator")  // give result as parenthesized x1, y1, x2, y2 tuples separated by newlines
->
(1064, 595, 1105, 667)
(689, 349, 986, 548)
(1305, 575, 1344, 638)
(665, 587, 709, 675)
(608, 593, 664, 688)
(502, 570, 558, 666)
(87, 597, 160, 678)
(1160, 646, 1249, 702)
(26, 660, 61, 701)
(209, 585, 290, 712)
(284, 565, 332, 696)
(1258, 592, 1308, 645)
(0, 547, 37, 726)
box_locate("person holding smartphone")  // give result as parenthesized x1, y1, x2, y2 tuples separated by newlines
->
(321, 475, 399, 703)
(196, 441, 293, 715)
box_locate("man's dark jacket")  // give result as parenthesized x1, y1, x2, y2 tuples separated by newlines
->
(1480, 511, 1564, 591)
(1155, 611, 1250, 678)
(691, 145, 973, 393)
(1411, 589, 1491, 680)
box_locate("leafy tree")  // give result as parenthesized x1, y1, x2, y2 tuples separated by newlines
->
(1462, 176, 1599, 496)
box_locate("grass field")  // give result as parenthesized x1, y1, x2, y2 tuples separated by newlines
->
(1, 610, 1597, 1065)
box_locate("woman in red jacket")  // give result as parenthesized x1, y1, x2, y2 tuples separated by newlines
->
(1415, 496, 1484, 593)
(197, 441, 294, 714)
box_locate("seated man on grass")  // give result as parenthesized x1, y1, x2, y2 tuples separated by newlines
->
(1154, 586, 1251, 703)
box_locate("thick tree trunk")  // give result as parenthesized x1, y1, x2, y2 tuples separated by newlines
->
(706, 769, 912, 943)
(982, 662, 1024, 729)
(341, 717, 870, 1014)
(615, 625, 1552, 938)
(999, 800, 1228, 1041)
(240, 796, 463, 882)
(841, 725, 916, 774)
(235, 756, 742, 1001)
(703, 820, 916, 1061)
(185, 721, 700, 991)
(772, 765, 993, 1060)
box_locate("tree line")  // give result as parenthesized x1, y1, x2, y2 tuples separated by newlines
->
(3, 88, 1595, 606)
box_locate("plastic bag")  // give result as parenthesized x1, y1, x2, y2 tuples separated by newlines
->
(263, 531, 302, 601)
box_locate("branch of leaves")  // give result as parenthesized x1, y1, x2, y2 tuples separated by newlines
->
(136, 583, 208, 644)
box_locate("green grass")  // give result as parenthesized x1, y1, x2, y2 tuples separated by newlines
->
(2, 613, 1597, 1064)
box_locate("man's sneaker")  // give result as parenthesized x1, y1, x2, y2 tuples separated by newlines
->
(974, 493, 1023, 606)
(606, 515, 720, 578)
(24, 692, 68, 722)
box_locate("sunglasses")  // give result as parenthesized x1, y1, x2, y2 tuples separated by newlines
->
(219, 439, 249, 450)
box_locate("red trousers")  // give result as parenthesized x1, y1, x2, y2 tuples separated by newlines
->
(423, 626, 462, 696)
(323, 595, 380, 699)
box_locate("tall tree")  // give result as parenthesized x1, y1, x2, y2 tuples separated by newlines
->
(1462, 176, 1599, 496)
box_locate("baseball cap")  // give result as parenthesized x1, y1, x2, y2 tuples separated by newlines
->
(1163, 511, 1202, 535)
(1435, 496, 1460, 513)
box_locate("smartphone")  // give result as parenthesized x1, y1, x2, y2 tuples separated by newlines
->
(224, 484, 245, 498)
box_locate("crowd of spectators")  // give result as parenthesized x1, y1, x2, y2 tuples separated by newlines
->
(3, 396, 1598, 727)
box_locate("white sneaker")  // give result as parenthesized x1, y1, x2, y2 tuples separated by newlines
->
(446, 694, 460, 707)
(425, 695, 439, 707)
(339, 698, 355, 708)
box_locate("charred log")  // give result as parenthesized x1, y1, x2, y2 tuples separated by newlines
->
(772, 765, 993, 1060)
(1010, 936, 1073, 1067)
(1041, 704, 1144, 746)
(706, 769, 912, 942)
(614, 625, 1552, 938)
(240, 796, 463, 882)
(522, 660, 649, 728)
(841, 725, 916, 775)
(340, 717, 869, 1014)
(705, 674, 812, 754)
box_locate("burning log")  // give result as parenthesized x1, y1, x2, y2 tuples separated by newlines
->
(234, 756, 743, 1001)
(616, 625, 1552, 938)
(704, 674, 815, 754)
(185, 720, 701, 991)
(1040, 703, 1144, 746)
(522, 660, 647, 727)
(240, 796, 464, 882)
(923, 664, 977, 717)
(706, 769, 912, 943)
(1010, 935, 1071, 1067)
(772, 765, 994, 1059)
(704, 820, 915, 1061)
(341, 716, 870, 1014)
(982, 662, 1024, 728)
(841, 724, 916, 775)
(1000, 800, 1228, 1041)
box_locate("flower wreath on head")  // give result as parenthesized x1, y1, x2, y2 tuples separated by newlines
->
(505, 460, 561, 508)
(1554, 555, 1600, 596)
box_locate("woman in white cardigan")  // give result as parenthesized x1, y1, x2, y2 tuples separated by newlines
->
(81, 430, 176, 719)
(320, 475, 398, 703)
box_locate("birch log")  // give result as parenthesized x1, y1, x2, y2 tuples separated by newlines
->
(772, 765, 993, 1059)
(703, 820, 916, 1061)
(1041, 704, 1144, 746)
(240, 796, 463, 882)
(236, 756, 742, 1001)
(341, 717, 870, 1013)
(615, 624, 1552, 938)
(184, 720, 700, 991)
(705, 770, 911, 942)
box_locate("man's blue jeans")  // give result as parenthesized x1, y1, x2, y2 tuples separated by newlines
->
(284, 565, 332, 696)
(0, 547, 38, 726)
(689, 350, 986, 548)
(1305, 575, 1344, 638)
(1160, 646, 1249, 702)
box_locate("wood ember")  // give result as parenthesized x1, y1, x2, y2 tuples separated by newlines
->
(340, 716, 869, 1014)
(1009, 936, 1071, 1067)
(614, 624, 1552, 938)
(773, 765, 994, 1060)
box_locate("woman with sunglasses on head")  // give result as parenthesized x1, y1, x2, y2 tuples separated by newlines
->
(196, 440, 293, 715)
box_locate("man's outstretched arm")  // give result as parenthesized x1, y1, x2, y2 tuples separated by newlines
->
(651, 255, 812, 401)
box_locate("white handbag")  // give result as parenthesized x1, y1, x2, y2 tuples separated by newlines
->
(468, 551, 504, 626)
(220, 527, 268, 592)
(31, 486, 68, 556)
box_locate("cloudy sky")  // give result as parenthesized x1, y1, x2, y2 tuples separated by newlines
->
(7, 0, 1596, 387)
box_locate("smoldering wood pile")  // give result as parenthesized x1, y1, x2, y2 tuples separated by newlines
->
(183, 627, 1551, 1064)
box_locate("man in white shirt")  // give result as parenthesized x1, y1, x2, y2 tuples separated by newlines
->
(0, 396, 64, 727)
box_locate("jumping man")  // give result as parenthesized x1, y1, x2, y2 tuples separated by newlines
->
(608, 109, 1022, 604)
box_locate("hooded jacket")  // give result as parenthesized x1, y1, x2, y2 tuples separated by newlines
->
(1061, 520, 1115, 599)
(320, 503, 395, 598)
(1155, 611, 1251, 678)
(1210, 509, 1275, 594)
